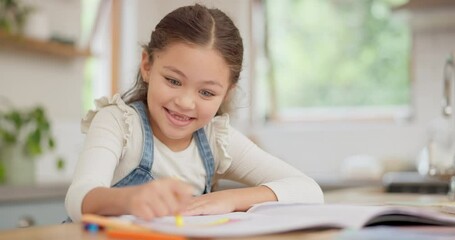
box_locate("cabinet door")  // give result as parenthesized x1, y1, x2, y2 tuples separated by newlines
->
(0, 199, 67, 230)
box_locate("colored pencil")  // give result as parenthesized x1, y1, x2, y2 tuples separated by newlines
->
(106, 229, 186, 240)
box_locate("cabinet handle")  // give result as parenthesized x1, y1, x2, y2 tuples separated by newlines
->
(17, 216, 35, 228)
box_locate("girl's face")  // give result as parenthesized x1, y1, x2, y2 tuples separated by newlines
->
(141, 42, 231, 151)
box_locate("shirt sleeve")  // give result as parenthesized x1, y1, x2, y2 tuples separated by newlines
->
(65, 106, 125, 222)
(222, 127, 324, 204)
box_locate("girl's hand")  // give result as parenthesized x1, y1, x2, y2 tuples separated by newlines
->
(181, 191, 236, 216)
(127, 178, 194, 220)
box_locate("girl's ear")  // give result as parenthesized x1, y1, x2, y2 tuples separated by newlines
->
(140, 51, 152, 83)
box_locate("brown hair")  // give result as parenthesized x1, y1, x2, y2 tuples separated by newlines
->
(122, 4, 243, 115)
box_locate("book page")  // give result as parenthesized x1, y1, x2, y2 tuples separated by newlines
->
(117, 202, 455, 238)
(124, 212, 329, 237)
(249, 202, 455, 227)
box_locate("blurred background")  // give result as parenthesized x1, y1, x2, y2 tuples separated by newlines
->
(0, 0, 454, 230)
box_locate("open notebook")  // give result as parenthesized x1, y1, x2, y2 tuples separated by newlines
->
(115, 202, 455, 238)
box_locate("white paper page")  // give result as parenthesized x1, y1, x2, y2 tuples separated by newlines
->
(116, 203, 455, 238)
(117, 203, 375, 237)
(123, 212, 342, 238)
(248, 202, 455, 227)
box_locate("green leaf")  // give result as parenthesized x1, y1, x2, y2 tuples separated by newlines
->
(48, 138, 55, 149)
(0, 129, 16, 144)
(5, 110, 23, 130)
(25, 129, 42, 157)
(0, 161, 5, 184)
(56, 157, 65, 170)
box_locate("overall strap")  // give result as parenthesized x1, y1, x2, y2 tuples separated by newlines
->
(194, 128, 215, 193)
(130, 101, 154, 171)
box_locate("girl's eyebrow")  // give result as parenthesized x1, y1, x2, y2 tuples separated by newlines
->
(202, 80, 224, 89)
(163, 66, 186, 79)
(163, 66, 224, 89)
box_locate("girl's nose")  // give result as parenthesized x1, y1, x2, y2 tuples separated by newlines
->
(175, 93, 196, 110)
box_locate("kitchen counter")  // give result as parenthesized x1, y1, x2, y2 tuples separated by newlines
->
(0, 177, 383, 203)
(0, 183, 69, 203)
(0, 183, 70, 229)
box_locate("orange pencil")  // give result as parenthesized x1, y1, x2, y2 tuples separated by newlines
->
(82, 214, 186, 239)
(106, 229, 186, 240)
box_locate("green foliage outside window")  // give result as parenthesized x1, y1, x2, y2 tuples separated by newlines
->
(265, 0, 410, 110)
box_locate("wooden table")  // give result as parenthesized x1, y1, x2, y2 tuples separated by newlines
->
(0, 187, 451, 240)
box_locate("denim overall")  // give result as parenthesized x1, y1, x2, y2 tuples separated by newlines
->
(64, 101, 215, 222)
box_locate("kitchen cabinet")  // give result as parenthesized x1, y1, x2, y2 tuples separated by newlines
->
(0, 184, 69, 230)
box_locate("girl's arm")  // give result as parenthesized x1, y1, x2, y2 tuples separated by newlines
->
(183, 126, 323, 215)
(65, 106, 126, 222)
(222, 127, 324, 203)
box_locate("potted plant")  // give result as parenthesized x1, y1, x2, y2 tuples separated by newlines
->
(0, 101, 64, 185)
(0, 0, 34, 34)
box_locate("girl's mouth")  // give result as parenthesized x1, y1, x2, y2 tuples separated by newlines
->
(164, 108, 195, 126)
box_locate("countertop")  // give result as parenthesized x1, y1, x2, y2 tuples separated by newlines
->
(0, 177, 383, 203)
(0, 183, 69, 203)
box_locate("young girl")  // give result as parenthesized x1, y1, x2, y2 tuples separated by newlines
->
(65, 4, 323, 222)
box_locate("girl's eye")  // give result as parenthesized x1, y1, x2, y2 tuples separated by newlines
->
(166, 77, 181, 86)
(200, 90, 215, 97)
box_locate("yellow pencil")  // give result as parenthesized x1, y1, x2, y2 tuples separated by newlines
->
(175, 214, 184, 227)
(172, 175, 186, 227)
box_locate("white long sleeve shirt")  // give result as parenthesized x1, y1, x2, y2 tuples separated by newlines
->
(65, 95, 324, 221)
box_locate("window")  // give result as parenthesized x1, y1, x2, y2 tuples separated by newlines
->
(81, 0, 111, 111)
(256, 0, 411, 122)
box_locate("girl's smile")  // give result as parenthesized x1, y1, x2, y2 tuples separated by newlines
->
(164, 107, 196, 127)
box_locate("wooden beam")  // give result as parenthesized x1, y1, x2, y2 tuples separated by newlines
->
(394, 0, 455, 11)
(111, 0, 121, 96)
(0, 30, 90, 58)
